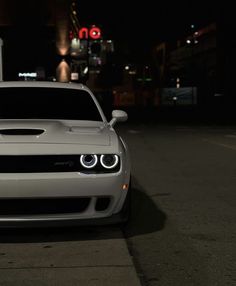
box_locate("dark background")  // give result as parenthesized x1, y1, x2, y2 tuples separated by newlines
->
(78, 1, 222, 59)
(0, 1, 224, 62)
(0, 1, 236, 123)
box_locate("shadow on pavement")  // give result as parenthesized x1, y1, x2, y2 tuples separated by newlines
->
(124, 178, 167, 238)
(0, 225, 122, 243)
(0, 179, 166, 243)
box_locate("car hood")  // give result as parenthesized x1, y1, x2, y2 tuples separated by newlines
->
(0, 120, 112, 146)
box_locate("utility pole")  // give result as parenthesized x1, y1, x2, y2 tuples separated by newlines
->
(0, 38, 3, 81)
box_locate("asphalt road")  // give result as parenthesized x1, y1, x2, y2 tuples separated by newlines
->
(118, 124, 236, 286)
(0, 124, 235, 286)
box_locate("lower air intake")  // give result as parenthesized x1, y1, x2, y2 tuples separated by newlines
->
(0, 198, 90, 216)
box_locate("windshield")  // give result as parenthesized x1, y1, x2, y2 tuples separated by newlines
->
(0, 87, 103, 121)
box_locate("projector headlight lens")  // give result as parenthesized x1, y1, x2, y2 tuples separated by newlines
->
(80, 154, 98, 168)
(100, 154, 119, 169)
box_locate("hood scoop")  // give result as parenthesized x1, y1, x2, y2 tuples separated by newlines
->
(0, 129, 45, 136)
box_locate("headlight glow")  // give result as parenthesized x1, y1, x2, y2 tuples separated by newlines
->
(80, 154, 98, 168)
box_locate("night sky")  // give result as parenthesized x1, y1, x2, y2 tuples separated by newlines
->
(0, 1, 224, 49)
(77, 1, 222, 62)
(0, 1, 230, 74)
(78, 1, 220, 40)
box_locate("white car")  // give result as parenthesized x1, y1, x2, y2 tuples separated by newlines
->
(0, 81, 131, 227)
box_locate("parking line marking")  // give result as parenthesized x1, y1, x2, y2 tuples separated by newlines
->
(224, 134, 236, 139)
(203, 139, 236, 150)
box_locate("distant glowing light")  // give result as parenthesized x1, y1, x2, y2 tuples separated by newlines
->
(191, 24, 195, 29)
(71, 38, 80, 49)
(56, 27, 70, 56)
(79, 27, 89, 39)
(78, 26, 101, 40)
(56, 4, 70, 56)
(56, 59, 70, 83)
(71, 72, 79, 81)
(57, 46, 69, 56)
(89, 27, 101, 39)
(18, 72, 37, 78)
(186, 39, 191, 44)
(125, 65, 130, 70)
(83, 66, 89, 74)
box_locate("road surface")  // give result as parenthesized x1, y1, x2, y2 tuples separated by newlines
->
(119, 124, 236, 286)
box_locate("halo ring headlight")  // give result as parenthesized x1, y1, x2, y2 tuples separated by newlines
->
(100, 154, 119, 169)
(80, 154, 98, 169)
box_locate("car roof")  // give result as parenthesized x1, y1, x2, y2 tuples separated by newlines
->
(0, 81, 89, 91)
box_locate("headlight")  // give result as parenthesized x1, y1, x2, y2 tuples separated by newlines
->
(80, 154, 98, 168)
(100, 154, 119, 169)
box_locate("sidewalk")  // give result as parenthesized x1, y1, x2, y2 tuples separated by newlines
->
(0, 227, 141, 286)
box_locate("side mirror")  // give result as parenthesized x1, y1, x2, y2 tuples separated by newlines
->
(109, 110, 128, 127)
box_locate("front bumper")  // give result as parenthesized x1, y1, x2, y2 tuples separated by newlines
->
(0, 209, 128, 228)
(0, 171, 130, 225)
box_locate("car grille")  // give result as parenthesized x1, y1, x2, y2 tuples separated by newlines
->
(0, 198, 90, 215)
(0, 155, 120, 173)
(0, 155, 79, 173)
